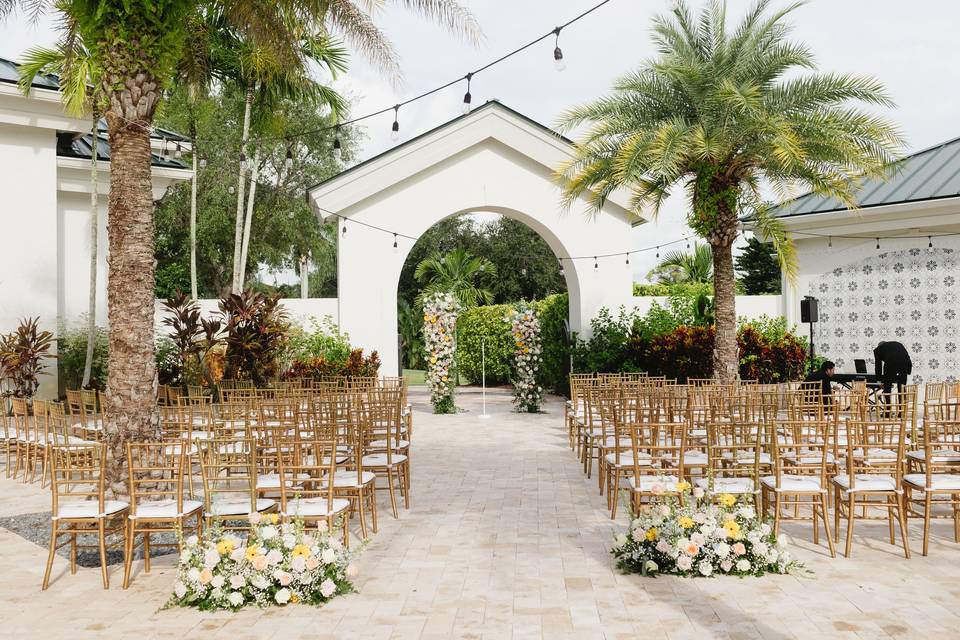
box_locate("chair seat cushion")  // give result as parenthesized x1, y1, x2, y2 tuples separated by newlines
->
(760, 474, 825, 493)
(603, 452, 650, 467)
(603, 436, 632, 448)
(72, 419, 103, 431)
(906, 449, 960, 463)
(682, 451, 708, 466)
(362, 453, 408, 467)
(784, 450, 835, 465)
(694, 477, 757, 494)
(832, 474, 899, 492)
(369, 438, 410, 450)
(325, 470, 377, 488)
(903, 473, 960, 491)
(163, 443, 198, 456)
(282, 497, 350, 518)
(55, 499, 129, 520)
(132, 499, 203, 519)
(209, 498, 275, 516)
(627, 476, 680, 492)
(722, 451, 772, 465)
(181, 431, 214, 441)
(257, 473, 308, 489)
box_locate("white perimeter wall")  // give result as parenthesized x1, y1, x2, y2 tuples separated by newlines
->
(626, 295, 783, 322)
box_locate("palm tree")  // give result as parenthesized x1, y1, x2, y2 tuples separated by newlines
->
(18, 36, 103, 390)
(649, 242, 713, 285)
(556, 0, 902, 382)
(414, 248, 497, 309)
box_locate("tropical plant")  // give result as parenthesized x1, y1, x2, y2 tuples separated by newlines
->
(219, 289, 288, 385)
(57, 322, 109, 391)
(736, 236, 782, 294)
(283, 316, 353, 369)
(0, 318, 56, 398)
(397, 299, 425, 370)
(283, 349, 381, 380)
(414, 247, 498, 309)
(161, 291, 223, 389)
(648, 243, 713, 285)
(556, 0, 902, 382)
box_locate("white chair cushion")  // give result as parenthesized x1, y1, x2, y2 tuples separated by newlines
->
(760, 474, 825, 493)
(603, 436, 632, 448)
(832, 474, 899, 493)
(209, 498, 275, 516)
(682, 451, 708, 466)
(325, 470, 376, 488)
(181, 431, 214, 441)
(906, 449, 960, 463)
(163, 443, 198, 456)
(695, 477, 757, 494)
(72, 419, 103, 431)
(784, 450, 835, 465)
(55, 500, 129, 520)
(257, 473, 308, 489)
(132, 499, 203, 519)
(282, 497, 350, 518)
(369, 438, 410, 449)
(362, 453, 408, 468)
(627, 476, 680, 492)
(603, 452, 650, 467)
(903, 473, 960, 491)
(722, 451, 772, 465)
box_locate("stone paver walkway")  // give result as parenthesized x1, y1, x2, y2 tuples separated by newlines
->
(3, 391, 960, 639)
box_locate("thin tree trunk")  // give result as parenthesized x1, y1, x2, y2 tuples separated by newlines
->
(711, 238, 738, 383)
(300, 254, 309, 298)
(82, 115, 99, 388)
(189, 109, 199, 301)
(102, 73, 162, 496)
(238, 147, 260, 287)
(231, 82, 254, 293)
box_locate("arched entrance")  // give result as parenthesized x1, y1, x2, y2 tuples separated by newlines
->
(308, 101, 644, 374)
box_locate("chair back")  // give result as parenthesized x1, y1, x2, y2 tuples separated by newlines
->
(199, 438, 260, 516)
(126, 441, 189, 518)
(49, 444, 106, 518)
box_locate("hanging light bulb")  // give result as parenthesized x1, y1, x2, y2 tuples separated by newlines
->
(656, 246, 660, 259)
(558, 259, 565, 276)
(594, 256, 598, 270)
(390, 105, 400, 142)
(828, 236, 832, 248)
(228, 185, 235, 195)
(462, 73, 473, 114)
(161, 138, 168, 157)
(285, 147, 293, 170)
(625, 253, 630, 266)
(174, 143, 182, 159)
(686, 237, 690, 250)
(199, 157, 207, 169)
(876, 237, 880, 250)
(342, 218, 347, 236)
(240, 152, 247, 171)
(333, 128, 342, 161)
(393, 233, 398, 250)
(553, 27, 566, 72)
(929, 235, 933, 249)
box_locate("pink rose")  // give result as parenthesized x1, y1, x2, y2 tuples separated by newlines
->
(198, 568, 213, 585)
(305, 556, 320, 570)
(693, 487, 705, 499)
(229, 574, 245, 589)
(251, 555, 268, 571)
(346, 563, 359, 578)
(732, 542, 746, 556)
(275, 571, 293, 586)
(658, 505, 670, 517)
(677, 556, 692, 571)
(266, 549, 283, 565)
(650, 483, 664, 496)
(248, 512, 262, 525)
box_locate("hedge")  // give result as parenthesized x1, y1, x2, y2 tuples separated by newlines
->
(456, 293, 568, 392)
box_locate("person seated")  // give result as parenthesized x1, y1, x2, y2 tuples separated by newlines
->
(805, 360, 835, 401)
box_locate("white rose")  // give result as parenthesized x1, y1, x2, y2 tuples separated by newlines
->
(754, 542, 769, 556)
(760, 523, 772, 536)
(720, 560, 733, 572)
(266, 549, 284, 565)
(776, 533, 790, 549)
(614, 534, 628, 548)
(275, 588, 291, 604)
(185, 535, 199, 548)
(766, 549, 779, 564)
(644, 560, 659, 573)
(174, 581, 187, 598)
(698, 561, 713, 576)
(211, 575, 225, 589)
(227, 591, 244, 607)
(291, 556, 307, 573)
(230, 548, 245, 563)
(179, 550, 192, 563)
(320, 579, 337, 598)
(251, 575, 269, 590)
(204, 549, 221, 569)
(186, 567, 201, 582)
(282, 533, 297, 549)
(738, 506, 756, 520)
(321, 548, 337, 564)
(714, 542, 730, 559)
(211, 587, 223, 600)
(735, 559, 751, 572)
(230, 574, 245, 589)
(260, 525, 278, 540)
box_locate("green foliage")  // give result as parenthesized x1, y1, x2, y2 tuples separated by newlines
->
(161, 291, 223, 388)
(397, 299, 425, 370)
(284, 349, 381, 380)
(627, 325, 716, 383)
(648, 243, 713, 284)
(414, 247, 498, 310)
(533, 294, 569, 393)
(736, 237, 782, 294)
(0, 317, 55, 398)
(633, 282, 713, 297)
(57, 323, 109, 391)
(155, 336, 181, 386)
(283, 316, 352, 368)
(571, 307, 643, 374)
(737, 316, 807, 383)
(220, 290, 288, 384)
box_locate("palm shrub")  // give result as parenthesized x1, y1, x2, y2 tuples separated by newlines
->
(648, 243, 713, 284)
(415, 248, 497, 309)
(557, 0, 902, 382)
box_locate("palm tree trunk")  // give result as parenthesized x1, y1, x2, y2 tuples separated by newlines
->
(711, 238, 738, 382)
(238, 147, 260, 287)
(81, 115, 99, 388)
(102, 86, 161, 495)
(231, 82, 254, 293)
(300, 254, 309, 298)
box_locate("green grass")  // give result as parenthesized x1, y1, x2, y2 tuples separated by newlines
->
(403, 369, 426, 385)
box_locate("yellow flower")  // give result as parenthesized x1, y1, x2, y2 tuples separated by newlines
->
(678, 516, 695, 529)
(675, 481, 690, 492)
(269, 513, 279, 524)
(645, 527, 658, 541)
(290, 593, 300, 604)
(245, 545, 262, 561)
(216, 538, 235, 554)
(430, 357, 437, 364)
(723, 520, 741, 539)
(719, 493, 737, 508)
(441, 376, 448, 382)
(291, 544, 311, 559)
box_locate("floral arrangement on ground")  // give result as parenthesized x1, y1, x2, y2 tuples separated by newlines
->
(612, 482, 807, 578)
(422, 292, 460, 414)
(168, 514, 360, 610)
(506, 301, 543, 413)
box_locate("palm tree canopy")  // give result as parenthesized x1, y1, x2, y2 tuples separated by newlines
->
(649, 242, 712, 284)
(556, 0, 903, 273)
(414, 247, 497, 309)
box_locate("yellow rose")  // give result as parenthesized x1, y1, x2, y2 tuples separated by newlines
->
(645, 527, 658, 541)
(719, 493, 736, 507)
(723, 520, 741, 539)
(245, 545, 262, 561)
(678, 516, 694, 529)
(270, 513, 279, 524)
(291, 544, 311, 559)
(675, 481, 690, 492)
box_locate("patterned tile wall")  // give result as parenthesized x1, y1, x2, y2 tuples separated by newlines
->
(807, 247, 958, 384)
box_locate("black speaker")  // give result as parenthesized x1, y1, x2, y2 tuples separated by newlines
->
(801, 297, 819, 323)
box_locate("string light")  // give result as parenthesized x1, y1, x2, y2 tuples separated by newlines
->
(686, 237, 690, 250)
(174, 143, 182, 159)
(876, 237, 880, 250)
(333, 127, 342, 160)
(656, 246, 660, 259)
(342, 217, 347, 236)
(929, 235, 933, 248)
(393, 233, 398, 249)
(553, 27, 566, 71)
(625, 253, 630, 266)
(462, 73, 473, 114)
(285, 148, 293, 169)
(390, 106, 400, 142)
(558, 258, 564, 276)
(593, 256, 598, 270)
(828, 236, 832, 248)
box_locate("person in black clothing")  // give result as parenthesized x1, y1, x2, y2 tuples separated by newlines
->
(806, 360, 835, 401)
(874, 341, 912, 394)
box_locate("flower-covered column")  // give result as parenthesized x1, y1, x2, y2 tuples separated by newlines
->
(506, 301, 543, 412)
(422, 292, 460, 413)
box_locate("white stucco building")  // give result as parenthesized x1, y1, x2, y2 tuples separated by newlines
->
(0, 58, 192, 396)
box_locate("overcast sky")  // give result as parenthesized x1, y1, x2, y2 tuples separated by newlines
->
(2, 0, 959, 281)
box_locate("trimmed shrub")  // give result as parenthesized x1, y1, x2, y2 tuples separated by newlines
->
(57, 323, 109, 391)
(457, 303, 513, 385)
(632, 282, 713, 297)
(532, 293, 568, 392)
(737, 315, 807, 382)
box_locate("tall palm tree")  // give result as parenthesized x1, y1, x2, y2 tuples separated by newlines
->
(414, 248, 497, 309)
(18, 36, 104, 389)
(649, 242, 713, 285)
(556, 0, 902, 382)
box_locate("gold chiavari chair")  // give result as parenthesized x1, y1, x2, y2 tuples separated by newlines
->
(567, 373, 596, 451)
(701, 421, 763, 510)
(594, 386, 629, 497)
(761, 419, 836, 556)
(625, 417, 687, 513)
(903, 410, 960, 555)
(199, 437, 277, 531)
(43, 444, 129, 589)
(358, 393, 409, 518)
(831, 418, 909, 558)
(123, 440, 203, 587)
(0, 400, 13, 479)
(254, 398, 303, 496)
(66, 389, 103, 442)
(278, 437, 351, 546)
(11, 397, 37, 482)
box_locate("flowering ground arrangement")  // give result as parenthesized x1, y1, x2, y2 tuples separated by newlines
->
(506, 301, 544, 412)
(168, 514, 359, 611)
(612, 483, 806, 578)
(422, 292, 460, 414)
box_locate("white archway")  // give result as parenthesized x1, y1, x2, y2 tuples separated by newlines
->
(308, 101, 645, 374)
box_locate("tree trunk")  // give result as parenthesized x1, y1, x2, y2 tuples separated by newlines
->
(300, 254, 309, 298)
(102, 71, 162, 495)
(711, 238, 738, 382)
(238, 147, 260, 287)
(82, 115, 99, 388)
(231, 82, 254, 293)
(189, 112, 199, 300)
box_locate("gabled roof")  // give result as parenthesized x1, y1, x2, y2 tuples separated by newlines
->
(772, 135, 960, 218)
(308, 100, 640, 221)
(57, 132, 189, 169)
